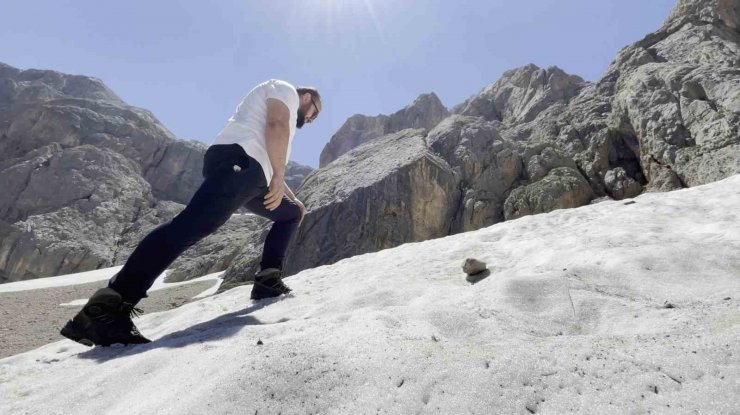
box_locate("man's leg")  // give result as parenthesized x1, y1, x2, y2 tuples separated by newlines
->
(109, 149, 266, 303)
(243, 194, 302, 271)
(61, 145, 267, 346)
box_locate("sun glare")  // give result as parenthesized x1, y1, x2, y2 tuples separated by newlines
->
(297, 0, 387, 42)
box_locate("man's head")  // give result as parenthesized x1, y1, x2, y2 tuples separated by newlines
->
(296, 86, 322, 129)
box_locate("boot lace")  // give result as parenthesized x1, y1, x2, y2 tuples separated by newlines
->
(121, 302, 144, 318)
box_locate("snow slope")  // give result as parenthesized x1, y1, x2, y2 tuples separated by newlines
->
(1, 175, 739, 414)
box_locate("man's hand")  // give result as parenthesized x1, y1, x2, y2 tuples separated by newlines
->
(263, 176, 286, 211)
(295, 198, 307, 227)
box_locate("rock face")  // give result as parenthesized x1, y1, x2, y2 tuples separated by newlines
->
(0, 63, 310, 283)
(604, 0, 740, 190)
(220, 0, 740, 291)
(0, 63, 206, 205)
(0, 64, 189, 282)
(318, 93, 449, 167)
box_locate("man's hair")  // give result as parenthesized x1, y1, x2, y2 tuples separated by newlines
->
(296, 86, 321, 101)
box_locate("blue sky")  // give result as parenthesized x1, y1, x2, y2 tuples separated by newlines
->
(1, 0, 675, 168)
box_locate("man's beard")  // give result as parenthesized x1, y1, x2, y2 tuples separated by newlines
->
(296, 107, 306, 129)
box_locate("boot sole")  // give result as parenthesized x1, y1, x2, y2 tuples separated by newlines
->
(60, 319, 96, 347)
(60, 319, 150, 347)
(250, 288, 292, 300)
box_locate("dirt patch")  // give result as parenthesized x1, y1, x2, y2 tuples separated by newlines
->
(0, 279, 217, 359)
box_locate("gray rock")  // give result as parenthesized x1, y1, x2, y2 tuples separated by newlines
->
(462, 258, 487, 275)
(604, 167, 643, 200)
(0, 145, 153, 282)
(426, 115, 523, 232)
(319, 93, 449, 167)
(606, 0, 740, 188)
(286, 128, 460, 275)
(0, 63, 204, 206)
(144, 139, 207, 205)
(504, 167, 594, 220)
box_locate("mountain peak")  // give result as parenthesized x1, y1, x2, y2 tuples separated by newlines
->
(318, 92, 449, 167)
(455, 64, 586, 123)
(0, 61, 123, 104)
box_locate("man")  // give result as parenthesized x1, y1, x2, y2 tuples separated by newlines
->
(60, 79, 322, 346)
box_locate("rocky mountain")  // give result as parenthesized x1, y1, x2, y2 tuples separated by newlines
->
(0, 64, 312, 283)
(221, 0, 740, 289)
(318, 92, 449, 167)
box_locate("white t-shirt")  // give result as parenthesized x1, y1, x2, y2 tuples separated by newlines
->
(212, 79, 299, 185)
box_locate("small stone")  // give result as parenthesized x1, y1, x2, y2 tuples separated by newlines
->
(662, 301, 675, 309)
(462, 258, 487, 275)
(256, 339, 263, 345)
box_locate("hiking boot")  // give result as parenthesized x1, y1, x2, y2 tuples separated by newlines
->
(60, 287, 151, 347)
(250, 268, 292, 300)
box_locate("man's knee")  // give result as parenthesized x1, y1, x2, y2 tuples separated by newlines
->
(283, 200, 302, 223)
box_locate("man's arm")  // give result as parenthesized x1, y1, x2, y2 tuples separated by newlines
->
(263, 98, 291, 211)
(265, 98, 290, 180)
(283, 180, 297, 201)
(284, 180, 308, 227)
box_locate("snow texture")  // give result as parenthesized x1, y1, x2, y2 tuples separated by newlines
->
(1, 175, 739, 414)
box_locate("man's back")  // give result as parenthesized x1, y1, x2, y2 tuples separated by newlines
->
(213, 79, 299, 184)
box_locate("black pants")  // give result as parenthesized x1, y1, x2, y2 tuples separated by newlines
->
(108, 144, 301, 303)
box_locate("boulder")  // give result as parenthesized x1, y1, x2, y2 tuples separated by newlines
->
(504, 167, 594, 220)
(319, 93, 449, 167)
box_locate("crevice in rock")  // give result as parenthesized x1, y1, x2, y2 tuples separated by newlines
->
(673, 92, 696, 147)
(143, 142, 170, 178)
(644, 47, 667, 63)
(682, 81, 718, 111)
(447, 181, 467, 235)
(607, 128, 647, 185)
(517, 158, 529, 182)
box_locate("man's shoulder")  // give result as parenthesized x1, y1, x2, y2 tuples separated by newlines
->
(259, 79, 299, 109)
(257, 79, 297, 92)
(268, 79, 296, 89)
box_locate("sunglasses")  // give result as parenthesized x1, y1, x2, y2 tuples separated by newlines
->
(308, 96, 320, 122)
